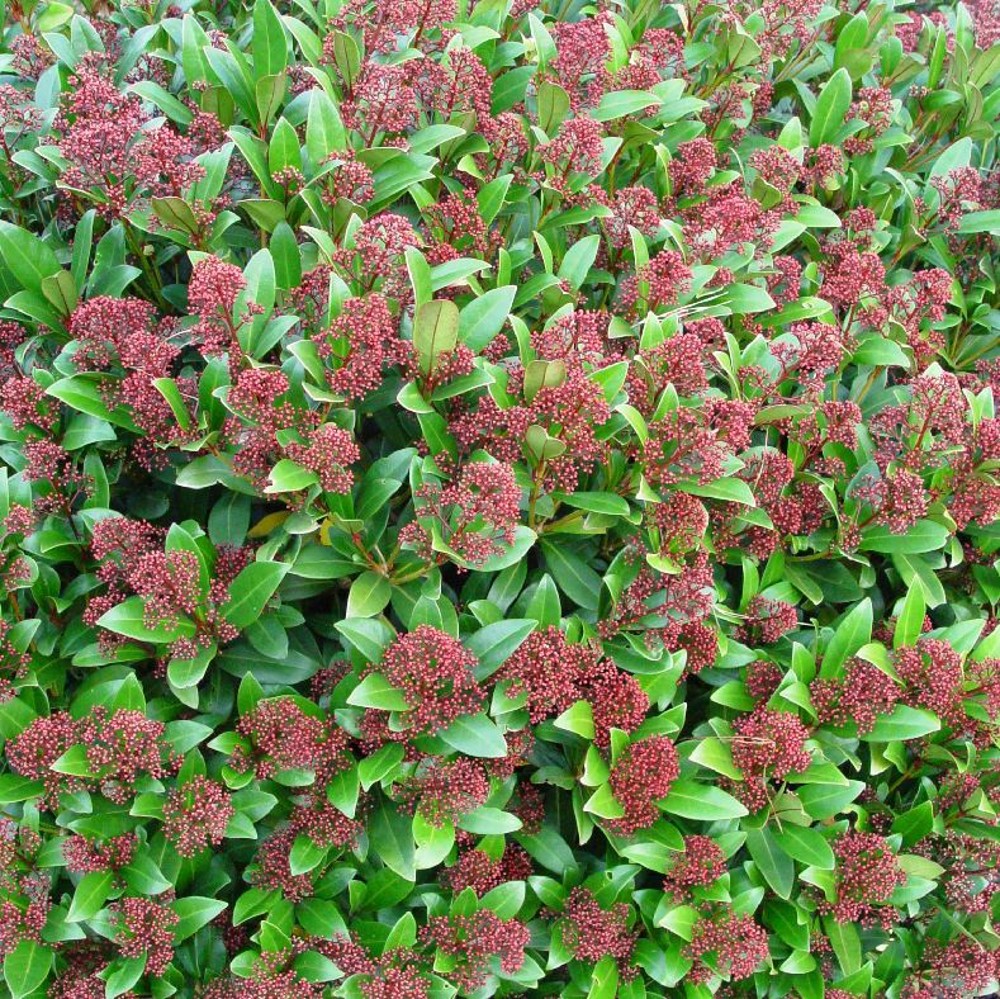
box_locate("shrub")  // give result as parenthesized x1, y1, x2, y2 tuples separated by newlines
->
(1, 0, 1000, 996)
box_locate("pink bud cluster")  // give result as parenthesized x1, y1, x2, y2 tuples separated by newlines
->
(250, 828, 313, 903)
(161, 776, 234, 857)
(63, 834, 136, 873)
(233, 697, 351, 782)
(112, 896, 178, 976)
(375, 626, 484, 738)
(606, 736, 680, 836)
(823, 831, 906, 928)
(894, 638, 966, 733)
(737, 596, 799, 645)
(57, 57, 202, 219)
(421, 910, 529, 992)
(403, 757, 489, 827)
(810, 658, 901, 734)
(313, 294, 405, 402)
(442, 844, 532, 895)
(7, 707, 178, 808)
(685, 908, 770, 983)
(450, 349, 611, 494)
(663, 836, 727, 899)
(400, 460, 521, 567)
(558, 887, 637, 976)
(728, 707, 812, 812)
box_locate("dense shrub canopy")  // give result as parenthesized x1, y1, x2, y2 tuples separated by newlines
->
(2, 0, 1000, 996)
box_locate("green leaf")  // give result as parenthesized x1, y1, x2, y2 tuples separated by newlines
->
(477, 175, 513, 225)
(306, 88, 345, 163)
(4, 940, 53, 998)
(221, 560, 290, 628)
(793, 203, 843, 229)
(819, 598, 872, 678)
(439, 713, 508, 758)
(0, 775, 45, 803)
(97, 596, 197, 644)
(746, 826, 794, 898)
(459, 286, 516, 351)
(558, 234, 600, 290)
(525, 574, 561, 628)
(824, 917, 862, 974)
(587, 955, 620, 998)
(540, 541, 602, 611)
(359, 743, 405, 790)
(860, 520, 950, 555)
(957, 210, 1000, 234)
(102, 955, 146, 998)
(798, 780, 865, 820)
(584, 782, 624, 819)
(479, 880, 525, 920)
(680, 477, 756, 506)
(270, 221, 302, 291)
(347, 673, 409, 711)
(40, 268, 78, 315)
(688, 736, 741, 779)
(809, 67, 852, 145)
(852, 335, 910, 367)
(465, 619, 534, 679)
(370, 797, 416, 880)
(172, 896, 228, 941)
(327, 764, 360, 818)
(290, 834, 327, 875)
(267, 458, 318, 493)
(894, 585, 926, 649)
(591, 89, 660, 121)
(559, 491, 630, 516)
(717, 283, 776, 315)
(269, 116, 302, 174)
(537, 80, 569, 134)
(773, 824, 835, 869)
(68, 870, 114, 922)
(0, 221, 62, 293)
(336, 617, 395, 661)
(253, 0, 287, 76)
(516, 827, 579, 874)
(891, 801, 935, 846)
(458, 806, 522, 834)
(346, 571, 392, 618)
(553, 699, 595, 740)
(413, 811, 454, 869)
(862, 704, 940, 742)
(659, 780, 748, 820)
(413, 300, 460, 376)
(122, 852, 173, 896)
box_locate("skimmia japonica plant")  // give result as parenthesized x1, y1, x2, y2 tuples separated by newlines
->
(2, 0, 1000, 995)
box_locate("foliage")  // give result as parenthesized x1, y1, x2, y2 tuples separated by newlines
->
(2, 0, 1000, 996)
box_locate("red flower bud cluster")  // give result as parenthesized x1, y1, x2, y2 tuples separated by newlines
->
(810, 657, 901, 734)
(728, 707, 812, 812)
(375, 626, 484, 738)
(233, 697, 351, 782)
(161, 776, 234, 857)
(442, 845, 532, 895)
(663, 835, 727, 899)
(822, 831, 906, 928)
(112, 897, 178, 976)
(558, 887, 637, 975)
(606, 736, 680, 836)
(7, 707, 178, 808)
(685, 908, 770, 983)
(401, 460, 521, 567)
(421, 910, 529, 992)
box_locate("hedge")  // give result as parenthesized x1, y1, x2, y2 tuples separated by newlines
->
(2, 0, 1000, 996)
